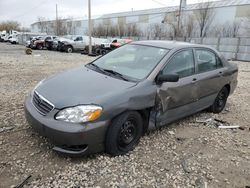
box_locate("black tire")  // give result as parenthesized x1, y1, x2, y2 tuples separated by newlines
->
(209, 87, 229, 113)
(37, 44, 43, 50)
(101, 49, 107, 55)
(106, 111, 143, 156)
(66, 46, 73, 53)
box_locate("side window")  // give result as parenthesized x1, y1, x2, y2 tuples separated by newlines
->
(163, 49, 195, 78)
(195, 49, 218, 73)
(75, 37, 83, 41)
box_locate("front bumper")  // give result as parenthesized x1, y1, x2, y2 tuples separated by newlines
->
(24, 96, 109, 156)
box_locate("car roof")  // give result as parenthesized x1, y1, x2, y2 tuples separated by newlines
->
(132, 40, 206, 50)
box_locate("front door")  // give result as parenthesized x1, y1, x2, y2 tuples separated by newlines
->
(156, 49, 198, 127)
(74, 36, 84, 50)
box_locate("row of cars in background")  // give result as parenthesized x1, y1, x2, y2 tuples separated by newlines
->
(0, 30, 20, 44)
(25, 35, 133, 55)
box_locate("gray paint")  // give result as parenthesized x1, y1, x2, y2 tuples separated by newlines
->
(25, 40, 238, 155)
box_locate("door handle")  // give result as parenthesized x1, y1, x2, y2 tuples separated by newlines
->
(219, 71, 223, 76)
(192, 78, 197, 83)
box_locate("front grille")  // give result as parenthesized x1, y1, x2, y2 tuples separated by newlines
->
(32, 91, 54, 115)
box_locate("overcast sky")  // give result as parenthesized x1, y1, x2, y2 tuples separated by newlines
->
(0, 0, 218, 27)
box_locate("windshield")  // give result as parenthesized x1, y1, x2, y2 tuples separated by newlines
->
(90, 44, 169, 80)
(104, 39, 112, 43)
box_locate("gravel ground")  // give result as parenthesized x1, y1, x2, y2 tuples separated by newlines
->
(0, 42, 249, 188)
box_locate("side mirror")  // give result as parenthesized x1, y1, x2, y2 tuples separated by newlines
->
(156, 73, 179, 84)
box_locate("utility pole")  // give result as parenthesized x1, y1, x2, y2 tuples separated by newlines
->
(177, 0, 183, 37)
(56, 4, 58, 35)
(88, 0, 92, 55)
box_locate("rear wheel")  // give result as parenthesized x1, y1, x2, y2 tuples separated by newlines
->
(106, 111, 143, 156)
(66, 46, 73, 53)
(209, 87, 229, 113)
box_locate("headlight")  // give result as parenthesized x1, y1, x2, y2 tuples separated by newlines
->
(55, 105, 102, 123)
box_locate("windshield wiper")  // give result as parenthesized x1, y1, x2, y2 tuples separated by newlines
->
(87, 64, 130, 81)
(102, 69, 129, 81)
(87, 63, 106, 74)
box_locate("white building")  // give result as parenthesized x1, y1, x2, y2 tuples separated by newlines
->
(30, 0, 250, 37)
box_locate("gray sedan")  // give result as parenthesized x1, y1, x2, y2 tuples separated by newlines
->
(25, 41, 238, 156)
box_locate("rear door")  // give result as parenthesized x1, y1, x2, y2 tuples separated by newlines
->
(156, 48, 198, 126)
(194, 48, 225, 108)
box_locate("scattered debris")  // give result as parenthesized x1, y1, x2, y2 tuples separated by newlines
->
(168, 131, 175, 135)
(214, 118, 227, 124)
(239, 126, 245, 130)
(195, 177, 207, 188)
(218, 125, 240, 129)
(196, 118, 213, 123)
(14, 175, 32, 188)
(181, 159, 191, 173)
(0, 126, 14, 133)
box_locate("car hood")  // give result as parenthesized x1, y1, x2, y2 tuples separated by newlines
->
(36, 66, 137, 109)
(60, 38, 73, 43)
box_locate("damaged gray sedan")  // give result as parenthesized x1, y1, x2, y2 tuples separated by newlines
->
(25, 41, 238, 156)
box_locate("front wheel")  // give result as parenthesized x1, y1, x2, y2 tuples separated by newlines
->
(37, 44, 43, 50)
(105, 111, 143, 156)
(209, 87, 229, 113)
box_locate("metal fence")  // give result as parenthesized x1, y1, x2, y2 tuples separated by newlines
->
(189, 37, 250, 62)
(106, 36, 250, 61)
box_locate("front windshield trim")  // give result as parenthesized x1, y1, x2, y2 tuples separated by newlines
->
(86, 44, 170, 81)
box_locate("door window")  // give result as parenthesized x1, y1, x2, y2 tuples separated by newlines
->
(195, 49, 219, 73)
(74, 37, 83, 41)
(163, 49, 195, 78)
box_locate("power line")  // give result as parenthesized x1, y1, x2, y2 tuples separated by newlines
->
(151, 0, 167, 6)
(10, 0, 49, 20)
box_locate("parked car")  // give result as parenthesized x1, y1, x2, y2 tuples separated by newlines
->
(99, 38, 133, 55)
(59, 36, 86, 53)
(30, 36, 56, 50)
(26, 36, 43, 48)
(25, 41, 238, 156)
(9, 36, 19, 44)
(44, 36, 58, 50)
(110, 39, 133, 49)
(2, 34, 11, 42)
(0, 31, 7, 42)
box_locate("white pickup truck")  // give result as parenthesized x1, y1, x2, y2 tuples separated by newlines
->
(59, 36, 106, 53)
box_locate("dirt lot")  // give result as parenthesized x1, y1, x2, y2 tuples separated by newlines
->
(0, 42, 249, 188)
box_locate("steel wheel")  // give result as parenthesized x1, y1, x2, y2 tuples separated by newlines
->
(118, 119, 137, 149)
(209, 87, 229, 113)
(105, 111, 143, 156)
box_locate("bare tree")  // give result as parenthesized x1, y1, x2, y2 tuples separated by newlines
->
(36, 17, 48, 33)
(194, 1, 215, 37)
(162, 13, 182, 39)
(92, 24, 106, 37)
(0, 21, 20, 32)
(117, 22, 125, 38)
(126, 23, 141, 37)
(211, 21, 240, 37)
(150, 23, 164, 39)
(184, 14, 195, 38)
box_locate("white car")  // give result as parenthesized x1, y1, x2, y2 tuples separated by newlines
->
(9, 37, 19, 44)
